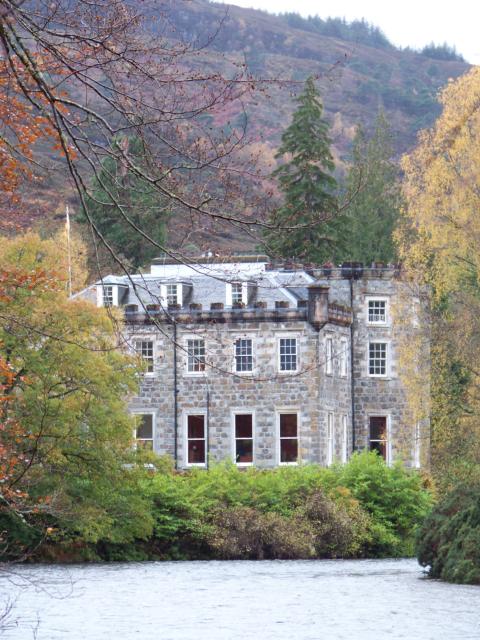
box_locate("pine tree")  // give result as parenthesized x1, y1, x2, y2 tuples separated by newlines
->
(337, 113, 401, 264)
(80, 136, 168, 269)
(264, 77, 338, 261)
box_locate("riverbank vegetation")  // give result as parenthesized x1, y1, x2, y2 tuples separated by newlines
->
(398, 66, 480, 584)
(3, 451, 432, 563)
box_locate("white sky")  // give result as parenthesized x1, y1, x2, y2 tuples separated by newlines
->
(222, 0, 480, 64)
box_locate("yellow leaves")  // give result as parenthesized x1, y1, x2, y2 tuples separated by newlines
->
(398, 67, 480, 299)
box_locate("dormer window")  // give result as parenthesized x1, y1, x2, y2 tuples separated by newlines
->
(161, 283, 183, 307)
(166, 284, 179, 306)
(226, 281, 248, 306)
(97, 283, 119, 307)
(103, 285, 114, 307)
(231, 282, 243, 304)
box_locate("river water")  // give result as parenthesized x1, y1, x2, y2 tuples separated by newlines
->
(1, 558, 479, 639)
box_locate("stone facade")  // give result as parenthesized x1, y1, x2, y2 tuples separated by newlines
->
(77, 257, 428, 469)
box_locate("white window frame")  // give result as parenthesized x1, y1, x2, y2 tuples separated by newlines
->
(234, 337, 254, 374)
(368, 341, 389, 377)
(97, 283, 118, 307)
(368, 414, 392, 466)
(226, 281, 248, 307)
(131, 410, 156, 451)
(325, 336, 334, 376)
(366, 296, 389, 326)
(134, 338, 155, 375)
(339, 337, 348, 378)
(185, 337, 206, 375)
(341, 415, 348, 464)
(276, 410, 300, 466)
(184, 412, 207, 467)
(161, 283, 183, 307)
(278, 336, 299, 373)
(231, 410, 255, 466)
(326, 412, 334, 466)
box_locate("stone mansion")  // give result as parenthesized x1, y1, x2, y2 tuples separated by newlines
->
(78, 255, 428, 469)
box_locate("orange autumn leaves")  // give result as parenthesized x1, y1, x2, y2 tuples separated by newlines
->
(0, 55, 69, 219)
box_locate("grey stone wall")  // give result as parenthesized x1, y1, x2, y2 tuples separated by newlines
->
(77, 263, 428, 469)
(129, 318, 351, 468)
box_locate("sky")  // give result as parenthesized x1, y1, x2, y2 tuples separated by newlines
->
(223, 0, 480, 64)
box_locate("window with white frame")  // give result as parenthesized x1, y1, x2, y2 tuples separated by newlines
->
(231, 282, 244, 304)
(166, 284, 179, 306)
(369, 416, 389, 462)
(135, 339, 154, 373)
(279, 413, 298, 463)
(326, 412, 334, 465)
(279, 337, 297, 372)
(186, 414, 206, 465)
(339, 338, 348, 377)
(234, 414, 253, 464)
(341, 415, 348, 464)
(325, 337, 333, 375)
(369, 342, 387, 376)
(235, 338, 253, 373)
(103, 285, 114, 307)
(367, 298, 388, 324)
(187, 339, 206, 373)
(226, 281, 247, 306)
(134, 414, 154, 450)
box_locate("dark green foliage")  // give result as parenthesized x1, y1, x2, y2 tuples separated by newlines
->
(280, 14, 393, 51)
(417, 483, 480, 584)
(14, 452, 432, 562)
(264, 77, 339, 261)
(421, 43, 465, 62)
(335, 452, 433, 556)
(335, 113, 402, 265)
(80, 136, 168, 269)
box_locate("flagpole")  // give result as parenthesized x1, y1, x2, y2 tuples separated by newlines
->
(66, 204, 72, 297)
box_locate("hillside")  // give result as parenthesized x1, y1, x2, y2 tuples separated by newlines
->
(165, 1, 469, 160)
(15, 0, 470, 249)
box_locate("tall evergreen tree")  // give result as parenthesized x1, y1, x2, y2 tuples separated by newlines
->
(80, 137, 168, 270)
(264, 77, 338, 261)
(337, 113, 402, 264)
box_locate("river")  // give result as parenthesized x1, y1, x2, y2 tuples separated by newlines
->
(1, 559, 479, 639)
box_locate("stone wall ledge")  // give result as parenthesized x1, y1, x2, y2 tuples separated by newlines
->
(125, 305, 352, 327)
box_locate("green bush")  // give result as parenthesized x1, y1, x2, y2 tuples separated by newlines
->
(417, 483, 480, 584)
(22, 451, 432, 562)
(333, 451, 433, 555)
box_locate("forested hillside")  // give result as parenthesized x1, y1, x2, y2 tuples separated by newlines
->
(13, 0, 470, 249)
(167, 1, 469, 155)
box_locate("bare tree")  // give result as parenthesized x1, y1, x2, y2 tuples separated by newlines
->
(0, 1, 277, 258)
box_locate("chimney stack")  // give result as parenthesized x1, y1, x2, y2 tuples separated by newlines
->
(308, 285, 329, 329)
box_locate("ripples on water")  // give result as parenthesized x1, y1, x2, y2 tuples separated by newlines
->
(1, 558, 479, 639)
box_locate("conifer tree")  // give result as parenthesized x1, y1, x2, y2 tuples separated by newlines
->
(337, 113, 402, 264)
(264, 77, 338, 261)
(80, 137, 168, 270)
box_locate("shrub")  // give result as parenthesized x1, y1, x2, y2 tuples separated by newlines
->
(207, 506, 314, 559)
(417, 483, 480, 584)
(300, 489, 372, 558)
(333, 451, 433, 556)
